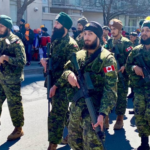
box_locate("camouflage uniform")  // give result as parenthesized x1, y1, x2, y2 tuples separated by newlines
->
(126, 44, 150, 137)
(105, 36, 132, 115)
(133, 38, 140, 47)
(48, 33, 79, 144)
(75, 32, 84, 50)
(60, 48, 118, 149)
(0, 32, 26, 127)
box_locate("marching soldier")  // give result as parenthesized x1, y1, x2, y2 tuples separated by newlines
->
(130, 32, 140, 47)
(128, 32, 140, 100)
(126, 20, 150, 150)
(76, 17, 88, 49)
(40, 12, 79, 150)
(58, 21, 117, 150)
(103, 26, 110, 42)
(105, 19, 133, 130)
(0, 15, 26, 140)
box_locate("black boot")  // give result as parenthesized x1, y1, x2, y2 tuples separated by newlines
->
(133, 137, 149, 150)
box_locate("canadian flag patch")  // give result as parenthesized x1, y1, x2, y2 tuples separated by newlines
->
(126, 46, 132, 52)
(103, 65, 115, 73)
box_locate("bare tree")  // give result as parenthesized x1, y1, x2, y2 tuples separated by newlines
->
(16, 0, 35, 25)
(81, 0, 150, 25)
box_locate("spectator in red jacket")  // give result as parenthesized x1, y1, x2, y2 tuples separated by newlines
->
(40, 27, 51, 58)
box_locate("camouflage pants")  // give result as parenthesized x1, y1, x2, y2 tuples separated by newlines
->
(0, 83, 24, 127)
(115, 81, 128, 115)
(48, 88, 69, 144)
(134, 88, 150, 137)
(68, 103, 103, 150)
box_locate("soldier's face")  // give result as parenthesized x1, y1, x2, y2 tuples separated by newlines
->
(141, 27, 150, 45)
(77, 23, 83, 32)
(103, 29, 109, 36)
(0, 24, 9, 38)
(110, 26, 120, 37)
(84, 30, 98, 50)
(141, 27, 150, 40)
(130, 35, 137, 43)
(54, 21, 63, 29)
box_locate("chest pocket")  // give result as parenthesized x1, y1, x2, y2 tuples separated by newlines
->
(83, 57, 105, 87)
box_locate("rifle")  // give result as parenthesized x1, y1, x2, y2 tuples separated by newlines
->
(112, 41, 126, 89)
(71, 53, 106, 150)
(46, 43, 52, 116)
(135, 54, 150, 86)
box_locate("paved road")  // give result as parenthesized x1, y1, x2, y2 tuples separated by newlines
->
(0, 75, 148, 150)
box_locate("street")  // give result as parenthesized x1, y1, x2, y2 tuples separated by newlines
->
(0, 75, 148, 150)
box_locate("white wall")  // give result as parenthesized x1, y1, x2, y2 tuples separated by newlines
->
(26, 0, 43, 29)
(83, 12, 103, 25)
(0, 0, 10, 16)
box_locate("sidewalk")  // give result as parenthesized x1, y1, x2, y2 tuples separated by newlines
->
(24, 61, 43, 77)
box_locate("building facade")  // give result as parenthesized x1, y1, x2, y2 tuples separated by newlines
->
(0, 0, 147, 35)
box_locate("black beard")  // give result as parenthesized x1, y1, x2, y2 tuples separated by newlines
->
(51, 27, 65, 42)
(84, 37, 98, 50)
(0, 29, 9, 38)
(141, 37, 150, 45)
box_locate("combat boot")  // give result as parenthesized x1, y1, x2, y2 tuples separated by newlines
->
(114, 115, 124, 130)
(47, 143, 57, 150)
(104, 115, 109, 129)
(7, 127, 24, 141)
(133, 137, 149, 150)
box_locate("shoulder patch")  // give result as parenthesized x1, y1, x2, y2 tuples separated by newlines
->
(126, 46, 132, 52)
(103, 65, 115, 73)
(74, 45, 78, 48)
(16, 40, 20, 44)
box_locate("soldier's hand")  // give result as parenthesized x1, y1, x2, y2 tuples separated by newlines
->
(119, 66, 125, 73)
(133, 65, 144, 78)
(49, 85, 58, 98)
(93, 115, 104, 131)
(0, 55, 8, 64)
(68, 72, 80, 88)
(40, 58, 47, 73)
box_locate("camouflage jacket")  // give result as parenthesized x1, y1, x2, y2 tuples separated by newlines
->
(104, 36, 133, 80)
(132, 38, 140, 47)
(75, 32, 84, 50)
(126, 44, 150, 88)
(59, 47, 118, 115)
(0, 32, 26, 84)
(50, 33, 79, 87)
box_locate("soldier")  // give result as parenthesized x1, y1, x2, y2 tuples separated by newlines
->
(126, 20, 150, 150)
(0, 15, 26, 140)
(40, 12, 79, 150)
(130, 32, 140, 47)
(128, 32, 140, 100)
(103, 26, 110, 42)
(59, 21, 117, 150)
(76, 17, 88, 49)
(105, 19, 133, 130)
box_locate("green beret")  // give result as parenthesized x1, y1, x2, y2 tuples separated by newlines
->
(84, 21, 103, 39)
(141, 20, 150, 29)
(0, 15, 13, 29)
(130, 32, 137, 36)
(77, 17, 88, 27)
(55, 12, 73, 30)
